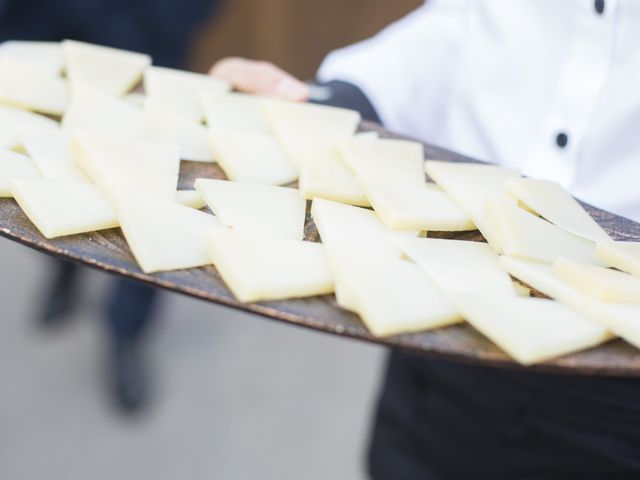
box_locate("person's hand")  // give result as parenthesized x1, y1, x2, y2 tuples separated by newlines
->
(209, 57, 310, 102)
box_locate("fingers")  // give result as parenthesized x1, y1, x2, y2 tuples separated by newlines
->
(209, 57, 310, 101)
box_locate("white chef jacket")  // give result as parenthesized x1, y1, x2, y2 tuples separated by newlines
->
(318, 0, 640, 223)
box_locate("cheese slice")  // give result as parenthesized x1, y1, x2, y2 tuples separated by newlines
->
(326, 246, 461, 337)
(0, 55, 69, 116)
(299, 147, 369, 206)
(72, 130, 180, 202)
(0, 105, 59, 150)
(62, 86, 152, 139)
(596, 241, 640, 277)
(553, 257, 640, 303)
(504, 177, 611, 242)
(115, 190, 218, 273)
(0, 41, 64, 76)
(18, 128, 89, 182)
(425, 161, 520, 251)
(512, 281, 532, 297)
(394, 236, 515, 296)
(10, 178, 117, 238)
(63, 40, 150, 96)
(311, 198, 406, 258)
(209, 129, 298, 185)
(359, 174, 474, 231)
(200, 92, 271, 134)
(263, 99, 360, 167)
(453, 293, 608, 365)
(498, 256, 640, 348)
(195, 178, 306, 240)
(144, 98, 212, 162)
(486, 197, 598, 265)
(0, 149, 41, 196)
(355, 131, 379, 140)
(338, 137, 425, 187)
(175, 190, 206, 209)
(206, 226, 333, 302)
(144, 66, 230, 123)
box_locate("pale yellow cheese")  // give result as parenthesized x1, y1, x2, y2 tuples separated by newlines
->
(338, 137, 425, 187)
(0, 149, 40, 196)
(72, 130, 180, 203)
(299, 147, 369, 206)
(195, 178, 306, 240)
(326, 246, 461, 337)
(0, 55, 69, 116)
(552, 257, 640, 303)
(209, 129, 298, 185)
(144, 98, 212, 162)
(0, 105, 59, 150)
(512, 281, 532, 297)
(504, 177, 611, 242)
(358, 175, 475, 231)
(10, 178, 117, 238)
(354, 131, 379, 140)
(498, 256, 640, 348)
(62, 87, 152, 140)
(453, 293, 608, 365)
(18, 128, 89, 182)
(124, 92, 146, 108)
(425, 161, 520, 251)
(200, 92, 271, 134)
(394, 236, 516, 296)
(263, 99, 360, 167)
(206, 226, 333, 302)
(144, 66, 230, 123)
(0, 41, 64, 76)
(486, 197, 598, 265)
(596, 241, 640, 277)
(114, 190, 218, 273)
(63, 40, 150, 96)
(175, 190, 206, 210)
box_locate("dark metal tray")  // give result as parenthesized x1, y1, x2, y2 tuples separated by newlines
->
(2, 122, 640, 376)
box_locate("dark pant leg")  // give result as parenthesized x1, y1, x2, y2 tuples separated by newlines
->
(106, 279, 159, 343)
(369, 350, 640, 480)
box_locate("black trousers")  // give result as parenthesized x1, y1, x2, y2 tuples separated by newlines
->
(369, 351, 640, 480)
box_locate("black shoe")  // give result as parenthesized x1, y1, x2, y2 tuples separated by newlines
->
(38, 260, 80, 329)
(109, 338, 150, 415)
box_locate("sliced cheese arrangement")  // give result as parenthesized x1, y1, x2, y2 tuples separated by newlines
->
(0, 38, 636, 368)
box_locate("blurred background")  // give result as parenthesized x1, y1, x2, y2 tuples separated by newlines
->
(0, 1, 421, 479)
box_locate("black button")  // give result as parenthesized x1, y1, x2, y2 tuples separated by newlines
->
(555, 132, 569, 148)
(595, 0, 605, 15)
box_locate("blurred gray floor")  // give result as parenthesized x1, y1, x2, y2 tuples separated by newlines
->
(0, 237, 385, 480)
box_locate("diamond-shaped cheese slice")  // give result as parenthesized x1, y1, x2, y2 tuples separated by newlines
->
(18, 128, 89, 182)
(596, 241, 640, 277)
(0, 41, 64, 76)
(0, 55, 69, 116)
(144, 66, 230, 123)
(195, 179, 305, 240)
(299, 148, 369, 206)
(10, 178, 117, 238)
(72, 130, 180, 203)
(425, 161, 520, 251)
(209, 129, 297, 185)
(552, 257, 640, 303)
(326, 246, 461, 337)
(200, 92, 271, 134)
(144, 98, 212, 162)
(114, 190, 218, 273)
(63, 40, 150, 96)
(206, 225, 333, 303)
(338, 137, 425, 187)
(486, 197, 598, 265)
(0, 105, 59, 150)
(263, 99, 360, 167)
(504, 177, 610, 242)
(359, 174, 474, 231)
(453, 293, 608, 365)
(0, 149, 40, 196)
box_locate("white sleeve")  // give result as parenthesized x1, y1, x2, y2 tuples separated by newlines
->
(317, 0, 467, 139)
